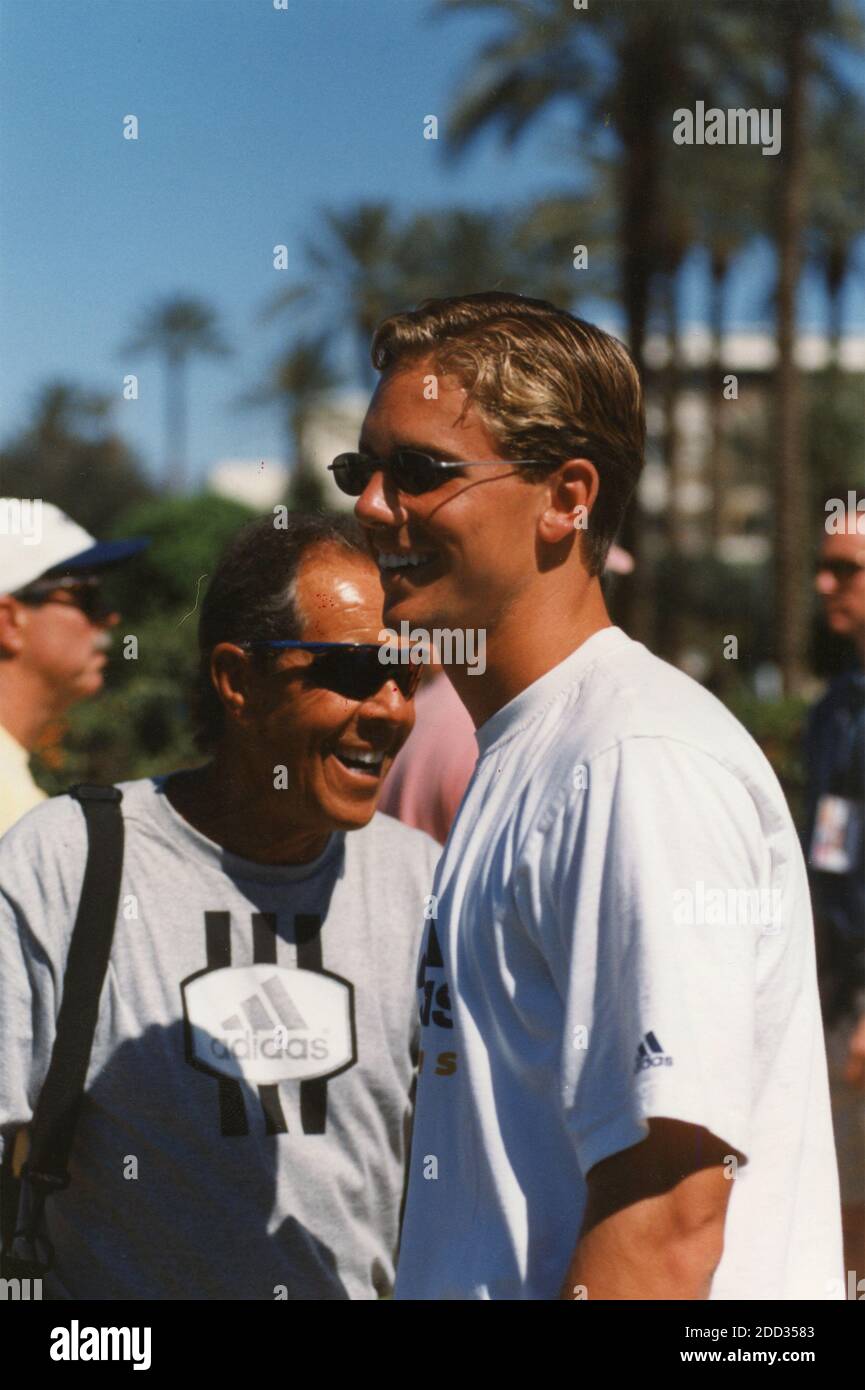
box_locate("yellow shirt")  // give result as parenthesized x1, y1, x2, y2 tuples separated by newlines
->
(0, 722, 47, 836)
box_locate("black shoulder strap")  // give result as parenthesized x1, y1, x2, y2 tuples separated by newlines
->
(26, 784, 124, 1193)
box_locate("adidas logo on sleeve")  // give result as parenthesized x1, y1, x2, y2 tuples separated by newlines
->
(634, 1030, 674, 1073)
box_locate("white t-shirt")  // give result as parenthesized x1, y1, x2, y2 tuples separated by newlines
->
(394, 627, 843, 1301)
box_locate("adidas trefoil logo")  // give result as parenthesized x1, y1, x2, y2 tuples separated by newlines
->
(634, 1030, 674, 1073)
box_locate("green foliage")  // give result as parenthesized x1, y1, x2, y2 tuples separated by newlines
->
(724, 689, 810, 824)
(31, 610, 202, 791)
(104, 493, 258, 623)
(805, 370, 865, 508)
(651, 553, 775, 678)
(0, 381, 153, 536)
(286, 472, 328, 512)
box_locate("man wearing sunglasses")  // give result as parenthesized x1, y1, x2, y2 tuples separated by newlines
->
(0, 511, 439, 1300)
(336, 290, 842, 1301)
(0, 500, 148, 836)
(804, 500, 865, 1285)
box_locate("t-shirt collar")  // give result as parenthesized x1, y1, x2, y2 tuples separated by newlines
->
(149, 774, 343, 884)
(474, 626, 632, 760)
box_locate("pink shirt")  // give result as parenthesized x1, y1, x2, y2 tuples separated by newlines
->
(377, 673, 477, 845)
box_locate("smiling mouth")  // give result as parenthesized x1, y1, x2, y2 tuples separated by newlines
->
(330, 746, 387, 780)
(376, 549, 438, 579)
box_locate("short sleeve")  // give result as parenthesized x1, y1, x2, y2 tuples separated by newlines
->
(0, 800, 85, 1162)
(526, 737, 772, 1178)
(0, 890, 57, 1162)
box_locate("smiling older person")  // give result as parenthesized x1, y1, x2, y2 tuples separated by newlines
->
(0, 512, 439, 1300)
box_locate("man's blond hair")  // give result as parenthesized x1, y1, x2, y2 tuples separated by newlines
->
(371, 291, 645, 574)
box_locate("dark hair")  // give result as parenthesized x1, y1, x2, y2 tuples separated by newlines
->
(371, 291, 645, 575)
(193, 511, 369, 751)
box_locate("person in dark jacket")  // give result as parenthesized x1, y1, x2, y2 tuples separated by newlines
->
(804, 500, 865, 1288)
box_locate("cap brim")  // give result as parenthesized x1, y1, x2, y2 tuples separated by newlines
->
(44, 536, 151, 577)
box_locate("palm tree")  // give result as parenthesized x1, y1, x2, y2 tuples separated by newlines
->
(0, 380, 152, 534)
(740, 0, 862, 692)
(715, 0, 862, 691)
(266, 205, 402, 386)
(662, 137, 767, 549)
(808, 104, 865, 370)
(436, 0, 760, 632)
(265, 202, 578, 389)
(240, 336, 339, 511)
(771, 6, 810, 694)
(28, 381, 112, 444)
(124, 297, 229, 493)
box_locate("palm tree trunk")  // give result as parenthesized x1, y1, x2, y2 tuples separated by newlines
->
(165, 353, 189, 494)
(827, 242, 848, 374)
(708, 255, 728, 548)
(164, 351, 187, 493)
(773, 15, 808, 695)
(614, 20, 667, 641)
(287, 404, 324, 511)
(656, 268, 684, 662)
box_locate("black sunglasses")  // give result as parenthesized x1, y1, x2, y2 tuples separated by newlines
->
(243, 641, 423, 702)
(815, 558, 865, 583)
(13, 575, 109, 622)
(328, 449, 550, 497)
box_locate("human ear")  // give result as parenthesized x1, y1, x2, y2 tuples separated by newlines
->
(0, 596, 28, 657)
(209, 643, 253, 726)
(537, 458, 600, 546)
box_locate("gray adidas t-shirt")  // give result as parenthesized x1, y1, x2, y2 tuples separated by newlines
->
(0, 776, 439, 1300)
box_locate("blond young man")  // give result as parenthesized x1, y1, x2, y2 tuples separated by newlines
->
(327, 291, 843, 1301)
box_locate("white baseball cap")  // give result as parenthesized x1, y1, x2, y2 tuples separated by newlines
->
(0, 499, 149, 596)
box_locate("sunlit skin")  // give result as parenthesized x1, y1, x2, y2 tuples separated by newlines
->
(353, 349, 736, 1300)
(165, 545, 416, 865)
(815, 513, 865, 662)
(354, 355, 611, 728)
(0, 586, 118, 750)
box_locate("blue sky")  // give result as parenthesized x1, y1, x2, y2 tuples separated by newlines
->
(1, 0, 863, 490)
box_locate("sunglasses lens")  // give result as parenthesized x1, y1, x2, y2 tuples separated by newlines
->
(391, 450, 439, 495)
(331, 455, 371, 497)
(308, 648, 421, 701)
(80, 587, 102, 618)
(817, 561, 856, 581)
(331, 451, 447, 497)
(388, 662, 423, 698)
(314, 650, 378, 699)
